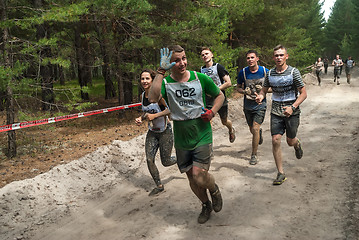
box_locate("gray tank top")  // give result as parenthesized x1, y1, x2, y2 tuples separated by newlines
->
(200, 63, 222, 87)
(164, 72, 204, 121)
(141, 93, 167, 132)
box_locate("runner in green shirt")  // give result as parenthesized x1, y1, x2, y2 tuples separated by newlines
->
(149, 45, 224, 224)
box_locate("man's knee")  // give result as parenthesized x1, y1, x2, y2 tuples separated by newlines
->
(286, 137, 297, 146)
(191, 168, 209, 187)
(272, 134, 282, 146)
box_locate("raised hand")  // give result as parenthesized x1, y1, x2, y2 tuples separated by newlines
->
(160, 48, 175, 70)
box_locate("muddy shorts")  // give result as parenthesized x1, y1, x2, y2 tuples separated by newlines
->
(270, 113, 300, 139)
(244, 108, 266, 127)
(217, 104, 228, 120)
(334, 68, 340, 78)
(175, 143, 213, 173)
(345, 67, 353, 75)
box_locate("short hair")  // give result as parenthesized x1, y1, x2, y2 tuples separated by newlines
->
(273, 44, 287, 52)
(201, 47, 211, 52)
(140, 69, 155, 80)
(246, 49, 258, 57)
(168, 45, 185, 53)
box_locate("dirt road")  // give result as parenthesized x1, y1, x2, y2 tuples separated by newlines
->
(1, 67, 358, 240)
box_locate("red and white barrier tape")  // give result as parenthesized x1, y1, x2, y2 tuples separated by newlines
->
(0, 102, 141, 133)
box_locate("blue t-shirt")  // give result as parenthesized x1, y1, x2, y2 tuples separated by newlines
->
(237, 66, 268, 110)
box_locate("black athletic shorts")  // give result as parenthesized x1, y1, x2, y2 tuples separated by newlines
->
(270, 113, 300, 139)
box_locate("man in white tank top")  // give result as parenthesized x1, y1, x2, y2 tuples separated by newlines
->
(332, 54, 343, 85)
(200, 47, 236, 143)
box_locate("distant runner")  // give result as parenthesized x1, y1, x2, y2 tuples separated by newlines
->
(332, 55, 343, 85)
(344, 56, 355, 84)
(314, 57, 324, 86)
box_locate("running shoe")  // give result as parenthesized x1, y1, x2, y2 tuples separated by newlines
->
(210, 184, 223, 212)
(229, 127, 236, 143)
(295, 139, 303, 159)
(198, 200, 213, 224)
(259, 128, 263, 145)
(148, 186, 164, 196)
(273, 172, 287, 185)
(249, 154, 258, 165)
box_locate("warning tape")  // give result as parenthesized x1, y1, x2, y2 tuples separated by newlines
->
(0, 102, 141, 133)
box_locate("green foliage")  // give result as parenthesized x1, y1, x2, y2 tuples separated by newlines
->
(323, 0, 358, 59)
(340, 34, 353, 58)
(1, 0, 328, 116)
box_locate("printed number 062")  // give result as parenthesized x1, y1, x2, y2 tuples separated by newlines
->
(175, 88, 195, 98)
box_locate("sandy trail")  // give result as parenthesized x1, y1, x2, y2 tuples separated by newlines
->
(0, 67, 358, 240)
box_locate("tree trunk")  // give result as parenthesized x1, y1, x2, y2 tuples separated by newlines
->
(94, 15, 116, 99)
(59, 66, 65, 85)
(0, 91, 5, 111)
(34, 0, 54, 111)
(1, 0, 16, 157)
(74, 18, 92, 100)
(6, 86, 16, 157)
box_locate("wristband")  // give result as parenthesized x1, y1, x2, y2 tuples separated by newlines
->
(157, 68, 166, 76)
(291, 105, 296, 111)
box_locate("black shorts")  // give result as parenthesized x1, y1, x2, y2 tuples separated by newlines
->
(175, 143, 213, 173)
(334, 68, 340, 77)
(345, 67, 353, 75)
(217, 104, 228, 119)
(206, 96, 228, 120)
(244, 108, 266, 127)
(270, 113, 300, 139)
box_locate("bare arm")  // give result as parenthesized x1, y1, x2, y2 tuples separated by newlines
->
(219, 75, 232, 91)
(210, 91, 225, 115)
(283, 86, 307, 117)
(146, 98, 170, 121)
(255, 86, 269, 104)
(292, 86, 307, 109)
(236, 83, 245, 94)
(148, 73, 164, 103)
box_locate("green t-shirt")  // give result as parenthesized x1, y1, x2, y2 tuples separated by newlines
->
(161, 71, 220, 150)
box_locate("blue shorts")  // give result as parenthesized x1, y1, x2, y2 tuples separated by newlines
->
(175, 143, 213, 173)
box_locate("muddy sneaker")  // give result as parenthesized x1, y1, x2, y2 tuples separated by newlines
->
(295, 139, 303, 159)
(229, 127, 236, 143)
(273, 172, 287, 185)
(210, 184, 223, 212)
(198, 200, 213, 224)
(148, 186, 164, 196)
(249, 154, 258, 165)
(259, 128, 263, 145)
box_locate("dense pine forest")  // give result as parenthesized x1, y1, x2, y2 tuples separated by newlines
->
(0, 0, 358, 157)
